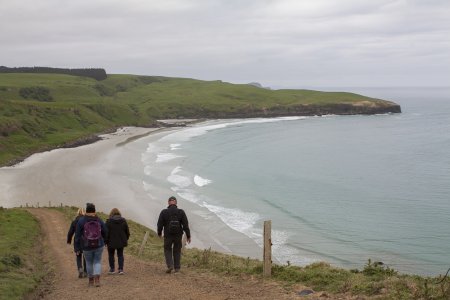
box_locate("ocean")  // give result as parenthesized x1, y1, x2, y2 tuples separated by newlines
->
(140, 87, 450, 276)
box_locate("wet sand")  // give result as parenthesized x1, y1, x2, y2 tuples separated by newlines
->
(0, 126, 262, 259)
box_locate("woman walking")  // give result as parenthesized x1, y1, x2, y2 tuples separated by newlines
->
(66, 207, 87, 278)
(75, 203, 107, 287)
(105, 208, 130, 275)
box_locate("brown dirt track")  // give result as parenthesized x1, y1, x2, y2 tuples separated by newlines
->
(28, 208, 313, 300)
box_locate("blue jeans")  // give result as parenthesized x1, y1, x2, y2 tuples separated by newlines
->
(83, 247, 104, 277)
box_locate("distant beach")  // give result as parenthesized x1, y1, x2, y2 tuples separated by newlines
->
(0, 125, 262, 259)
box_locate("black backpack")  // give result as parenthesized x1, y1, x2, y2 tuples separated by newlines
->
(168, 210, 182, 235)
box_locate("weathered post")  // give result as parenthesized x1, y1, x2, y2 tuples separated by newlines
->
(263, 220, 272, 277)
(138, 231, 150, 257)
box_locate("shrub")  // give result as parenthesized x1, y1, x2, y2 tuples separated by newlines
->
(363, 259, 397, 278)
(94, 83, 115, 96)
(19, 87, 53, 102)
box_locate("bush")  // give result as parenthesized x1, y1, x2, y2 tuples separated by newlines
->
(19, 87, 53, 102)
(363, 259, 397, 278)
(94, 84, 115, 96)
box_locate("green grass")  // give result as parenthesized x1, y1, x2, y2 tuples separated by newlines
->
(54, 206, 450, 299)
(0, 208, 44, 300)
(0, 73, 399, 166)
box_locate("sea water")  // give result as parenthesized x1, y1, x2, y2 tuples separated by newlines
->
(141, 87, 450, 276)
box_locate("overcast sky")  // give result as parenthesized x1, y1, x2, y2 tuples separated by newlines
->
(1, 0, 449, 88)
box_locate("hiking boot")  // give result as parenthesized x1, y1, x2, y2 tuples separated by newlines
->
(78, 268, 83, 278)
(118, 269, 124, 275)
(83, 271, 88, 278)
(108, 269, 115, 275)
(165, 267, 173, 274)
(174, 269, 180, 274)
(94, 275, 100, 287)
(88, 277, 94, 287)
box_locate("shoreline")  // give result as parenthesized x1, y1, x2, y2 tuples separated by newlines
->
(0, 125, 263, 260)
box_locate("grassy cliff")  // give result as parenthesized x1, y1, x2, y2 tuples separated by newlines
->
(0, 208, 44, 299)
(0, 73, 401, 166)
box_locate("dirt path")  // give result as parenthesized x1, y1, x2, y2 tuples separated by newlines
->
(29, 208, 305, 300)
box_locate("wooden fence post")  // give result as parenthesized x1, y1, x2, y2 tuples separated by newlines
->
(138, 231, 150, 257)
(263, 220, 272, 277)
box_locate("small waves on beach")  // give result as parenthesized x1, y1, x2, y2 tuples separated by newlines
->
(194, 175, 212, 187)
(140, 117, 307, 263)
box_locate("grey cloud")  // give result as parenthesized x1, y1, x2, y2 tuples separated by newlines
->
(0, 0, 449, 87)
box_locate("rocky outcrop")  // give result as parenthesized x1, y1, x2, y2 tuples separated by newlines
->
(180, 101, 401, 119)
(60, 135, 102, 148)
(261, 101, 402, 116)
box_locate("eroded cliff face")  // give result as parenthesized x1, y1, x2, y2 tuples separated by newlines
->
(185, 101, 401, 119)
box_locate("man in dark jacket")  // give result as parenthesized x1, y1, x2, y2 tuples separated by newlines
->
(157, 196, 191, 273)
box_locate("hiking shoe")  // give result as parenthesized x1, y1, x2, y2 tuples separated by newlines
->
(118, 270, 124, 275)
(165, 267, 173, 274)
(108, 269, 115, 275)
(78, 271, 83, 278)
(174, 269, 180, 274)
(88, 277, 94, 287)
(94, 275, 101, 287)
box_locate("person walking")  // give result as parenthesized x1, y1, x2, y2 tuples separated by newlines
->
(157, 196, 191, 273)
(66, 207, 87, 278)
(75, 203, 107, 287)
(105, 208, 130, 275)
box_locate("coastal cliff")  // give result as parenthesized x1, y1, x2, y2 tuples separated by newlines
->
(186, 101, 401, 119)
(0, 72, 401, 166)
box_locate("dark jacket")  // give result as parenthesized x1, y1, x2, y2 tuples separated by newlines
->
(74, 214, 107, 252)
(105, 215, 130, 249)
(67, 215, 82, 249)
(157, 204, 191, 238)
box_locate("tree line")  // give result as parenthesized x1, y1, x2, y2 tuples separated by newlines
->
(0, 66, 107, 81)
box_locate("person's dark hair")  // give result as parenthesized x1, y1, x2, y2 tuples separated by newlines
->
(86, 203, 96, 213)
(168, 196, 177, 201)
(109, 207, 121, 218)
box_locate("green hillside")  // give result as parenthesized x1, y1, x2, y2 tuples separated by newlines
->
(0, 72, 401, 166)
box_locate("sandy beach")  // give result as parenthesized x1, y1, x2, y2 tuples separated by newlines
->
(0, 126, 262, 260)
